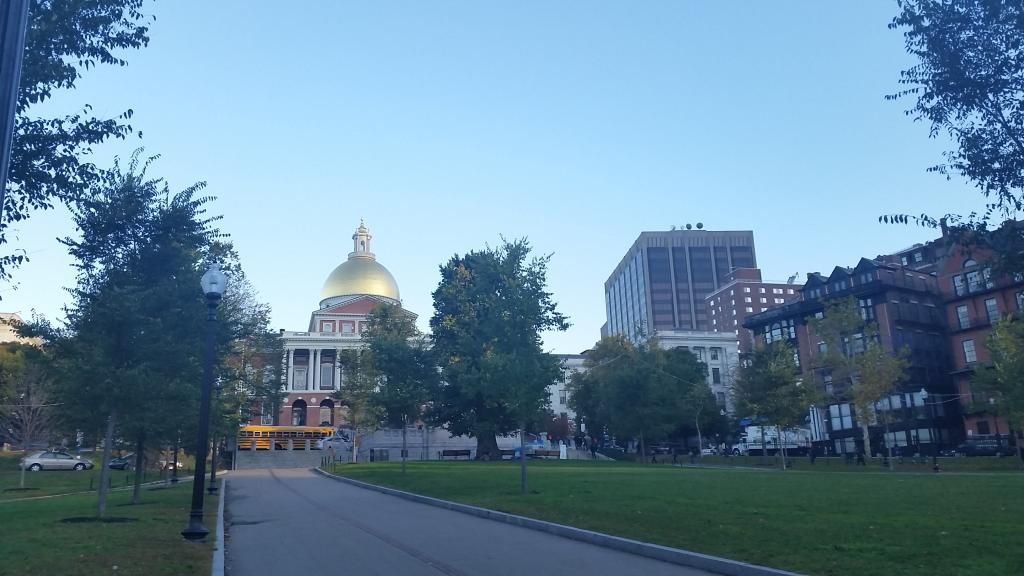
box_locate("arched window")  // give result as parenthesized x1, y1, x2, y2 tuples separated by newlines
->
(291, 399, 307, 426)
(319, 399, 334, 426)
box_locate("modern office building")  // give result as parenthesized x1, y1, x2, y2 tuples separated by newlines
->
(704, 268, 802, 353)
(604, 228, 757, 337)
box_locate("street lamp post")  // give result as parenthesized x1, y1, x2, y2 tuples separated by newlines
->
(208, 384, 221, 495)
(919, 388, 939, 472)
(182, 264, 227, 542)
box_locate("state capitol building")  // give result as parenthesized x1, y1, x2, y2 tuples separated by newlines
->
(264, 221, 415, 429)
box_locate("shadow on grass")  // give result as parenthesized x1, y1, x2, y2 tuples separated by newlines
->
(3, 487, 40, 492)
(60, 517, 139, 524)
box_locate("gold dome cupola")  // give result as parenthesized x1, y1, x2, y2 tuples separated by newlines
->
(319, 221, 400, 305)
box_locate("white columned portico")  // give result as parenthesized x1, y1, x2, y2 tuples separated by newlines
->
(334, 348, 342, 391)
(311, 348, 319, 390)
(287, 348, 295, 390)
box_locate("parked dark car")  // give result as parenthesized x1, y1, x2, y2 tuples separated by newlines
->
(108, 452, 182, 470)
(108, 453, 136, 470)
(952, 437, 1016, 457)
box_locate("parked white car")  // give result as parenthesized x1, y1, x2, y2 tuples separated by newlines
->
(21, 451, 94, 471)
(317, 430, 352, 451)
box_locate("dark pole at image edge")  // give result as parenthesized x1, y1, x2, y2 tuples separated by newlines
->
(182, 264, 227, 542)
(0, 0, 30, 221)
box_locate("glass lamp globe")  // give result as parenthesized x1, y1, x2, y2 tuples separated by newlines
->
(201, 263, 228, 297)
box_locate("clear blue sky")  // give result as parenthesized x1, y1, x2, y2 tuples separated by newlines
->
(2, 1, 982, 353)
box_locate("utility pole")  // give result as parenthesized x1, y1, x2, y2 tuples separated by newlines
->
(0, 0, 30, 218)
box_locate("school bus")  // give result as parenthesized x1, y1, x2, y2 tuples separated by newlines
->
(237, 425, 335, 450)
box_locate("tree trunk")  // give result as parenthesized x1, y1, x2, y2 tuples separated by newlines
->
(860, 422, 871, 461)
(777, 425, 787, 470)
(131, 435, 145, 504)
(401, 419, 407, 475)
(1016, 428, 1023, 471)
(884, 416, 894, 471)
(19, 427, 31, 488)
(639, 431, 646, 465)
(695, 417, 703, 461)
(475, 430, 501, 461)
(96, 411, 116, 518)
(19, 449, 27, 489)
(519, 422, 527, 495)
(351, 433, 359, 463)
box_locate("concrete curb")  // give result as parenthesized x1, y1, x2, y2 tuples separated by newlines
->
(212, 478, 226, 576)
(312, 467, 801, 576)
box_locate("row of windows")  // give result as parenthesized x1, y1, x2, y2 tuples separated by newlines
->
(318, 321, 362, 334)
(955, 297, 1002, 329)
(806, 271, 878, 300)
(712, 286, 796, 304)
(900, 251, 926, 266)
(952, 264, 993, 296)
(689, 346, 723, 362)
(762, 319, 797, 344)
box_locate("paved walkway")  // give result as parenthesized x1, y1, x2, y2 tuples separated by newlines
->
(226, 468, 712, 576)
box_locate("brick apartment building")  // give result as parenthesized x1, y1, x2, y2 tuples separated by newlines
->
(936, 241, 1022, 440)
(704, 268, 802, 353)
(743, 257, 958, 456)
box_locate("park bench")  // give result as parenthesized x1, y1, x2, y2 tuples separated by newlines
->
(438, 449, 472, 460)
(499, 449, 516, 459)
(532, 449, 561, 459)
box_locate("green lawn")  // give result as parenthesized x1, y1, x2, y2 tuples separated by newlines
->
(332, 460, 1024, 576)
(0, 482, 216, 576)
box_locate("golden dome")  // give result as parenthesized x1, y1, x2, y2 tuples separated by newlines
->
(320, 256, 400, 302)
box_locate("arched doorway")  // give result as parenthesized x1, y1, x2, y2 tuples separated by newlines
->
(319, 399, 334, 426)
(291, 399, 307, 426)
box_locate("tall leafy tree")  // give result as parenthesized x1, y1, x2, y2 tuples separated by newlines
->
(212, 255, 286, 438)
(570, 334, 709, 462)
(883, 1, 1024, 273)
(360, 303, 438, 473)
(852, 342, 910, 467)
(335, 348, 381, 463)
(809, 297, 870, 453)
(43, 151, 219, 514)
(735, 340, 816, 469)
(809, 297, 908, 461)
(972, 316, 1024, 467)
(3, 0, 151, 280)
(430, 239, 568, 471)
(0, 342, 58, 488)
